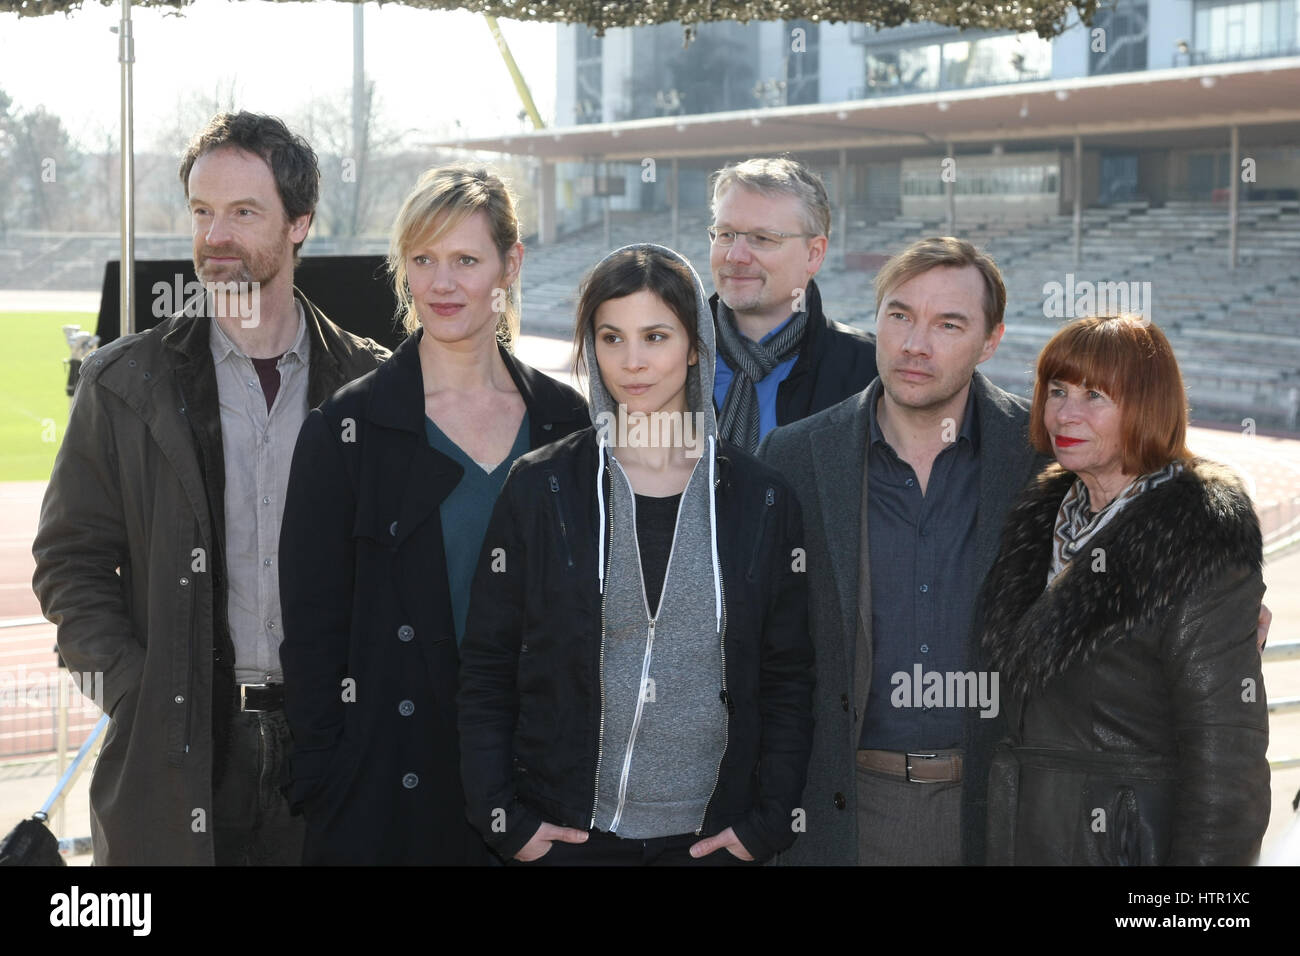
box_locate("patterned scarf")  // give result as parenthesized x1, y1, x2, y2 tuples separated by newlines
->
(1048, 461, 1184, 585)
(714, 298, 808, 453)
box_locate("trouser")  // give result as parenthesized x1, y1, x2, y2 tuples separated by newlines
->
(516, 827, 755, 866)
(211, 709, 305, 866)
(856, 749, 963, 866)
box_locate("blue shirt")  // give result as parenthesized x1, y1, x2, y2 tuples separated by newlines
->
(713, 314, 800, 442)
(859, 380, 982, 751)
(425, 412, 530, 644)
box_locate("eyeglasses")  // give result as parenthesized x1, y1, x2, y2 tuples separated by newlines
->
(706, 227, 816, 251)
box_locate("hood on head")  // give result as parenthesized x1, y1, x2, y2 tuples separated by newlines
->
(581, 243, 717, 445)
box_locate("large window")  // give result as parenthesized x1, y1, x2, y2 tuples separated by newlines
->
(1192, 0, 1300, 62)
(863, 31, 1050, 96)
(786, 19, 820, 105)
(574, 28, 603, 124)
(1090, 0, 1149, 74)
(901, 161, 1060, 197)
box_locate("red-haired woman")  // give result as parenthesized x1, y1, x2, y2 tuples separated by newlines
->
(980, 314, 1270, 865)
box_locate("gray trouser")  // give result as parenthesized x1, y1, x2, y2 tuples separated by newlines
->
(855, 753, 963, 866)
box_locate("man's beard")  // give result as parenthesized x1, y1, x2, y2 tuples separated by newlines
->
(195, 230, 289, 288)
(196, 254, 255, 286)
(718, 273, 767, 314)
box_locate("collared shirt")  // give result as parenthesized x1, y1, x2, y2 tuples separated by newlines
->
(713, 313, 800, 442)
(210, 303, 309, 685)
(859, 377, 982, 751)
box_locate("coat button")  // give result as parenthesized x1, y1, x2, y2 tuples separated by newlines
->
(389, 521, 398, 537)
(174, 695, 184, 704)
(841, 693, 849, 712)
(398, 699, 415, 716)
(179, 577, 190, 587)
(520, 642, 529, 653)
(397, 625, 414, 642)
(542, 422, 553, 431)
(402, 773, 419, 789)
(833, 792, 846, 810)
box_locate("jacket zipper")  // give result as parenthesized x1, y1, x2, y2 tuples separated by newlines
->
(609, 617, 656, 831)
(589, 462, 614, 828)
(547, 473, 575, 568)
(697, 457, 731, 836)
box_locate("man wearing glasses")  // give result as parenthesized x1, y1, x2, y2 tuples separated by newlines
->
(707, 157, 878, 452)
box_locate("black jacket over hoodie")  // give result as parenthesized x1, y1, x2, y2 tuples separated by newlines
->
(457, 429, 815, 863)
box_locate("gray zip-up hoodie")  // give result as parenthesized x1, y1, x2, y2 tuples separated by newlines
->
(584, 243, 729, 839)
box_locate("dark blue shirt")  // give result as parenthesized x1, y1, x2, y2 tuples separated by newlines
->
(859, 378, 981, 751)
(425, 412, 529, 644)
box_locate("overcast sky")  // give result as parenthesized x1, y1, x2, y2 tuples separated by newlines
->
(0, 0, 557, 149)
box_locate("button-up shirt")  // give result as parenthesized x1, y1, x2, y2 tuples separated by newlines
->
(859, 377, 981, 751)
(210, 304, 309, 684)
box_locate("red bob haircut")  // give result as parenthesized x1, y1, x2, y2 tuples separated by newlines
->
(1029, 314, 1193, 475)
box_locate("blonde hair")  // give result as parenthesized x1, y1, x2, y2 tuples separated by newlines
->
(387, 164, 521, 346)
(709, 156, 831, 238)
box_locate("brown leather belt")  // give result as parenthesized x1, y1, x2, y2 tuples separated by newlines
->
(857, 749, 963, 783)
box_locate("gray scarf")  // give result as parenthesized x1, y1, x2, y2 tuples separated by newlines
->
(715, 299, 808, 453)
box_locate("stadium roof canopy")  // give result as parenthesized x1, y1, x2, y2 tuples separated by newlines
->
(436, 56, 1300, 162)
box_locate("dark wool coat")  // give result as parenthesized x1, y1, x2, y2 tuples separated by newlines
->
(758, 372, 1045, 865)
(980, 459, 1270, 865)
(32, 293, 388, 865)
(278, 329, 588, 865)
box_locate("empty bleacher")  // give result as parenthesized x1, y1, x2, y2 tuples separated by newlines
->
(3, 199, 1297, 428)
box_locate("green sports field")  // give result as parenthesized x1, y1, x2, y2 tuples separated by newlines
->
(0, 311, 96, 481)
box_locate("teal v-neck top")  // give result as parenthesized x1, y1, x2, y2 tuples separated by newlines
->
(425, 412, 529, 644)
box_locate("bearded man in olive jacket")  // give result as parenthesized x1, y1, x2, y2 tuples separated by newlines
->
(31, 112, 388, 865)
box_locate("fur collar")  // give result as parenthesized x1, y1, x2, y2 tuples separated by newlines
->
(981, 458, 1261, 694)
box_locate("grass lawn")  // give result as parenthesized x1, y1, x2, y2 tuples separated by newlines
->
(0, 311, 97, 481)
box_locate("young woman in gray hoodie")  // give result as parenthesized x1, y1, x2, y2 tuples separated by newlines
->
(458, 243, 815, 865)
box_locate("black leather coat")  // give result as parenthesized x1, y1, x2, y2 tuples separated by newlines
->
(980, 459, 1270, 865)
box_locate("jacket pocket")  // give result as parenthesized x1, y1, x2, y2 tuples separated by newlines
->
(545, 472, 576, 569)
(746, 486, 777, 583)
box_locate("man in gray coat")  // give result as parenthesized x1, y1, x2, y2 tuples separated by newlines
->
(31, 112, 388, 865)
(759, 237, 1043, 865)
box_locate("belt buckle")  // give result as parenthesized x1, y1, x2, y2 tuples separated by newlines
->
(240, 683, 270, 713)
(905, 752, 942, 784)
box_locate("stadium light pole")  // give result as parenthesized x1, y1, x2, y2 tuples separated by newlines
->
(1229, 124, 1239, 270)
(945, 141, 956, 233)
(1073, 134, 1082, 271)
(838, 148, 848, 267)
(352, 3, 364, 243)
(117, 0, 135, 336)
